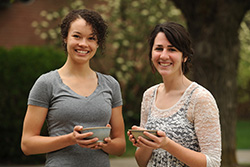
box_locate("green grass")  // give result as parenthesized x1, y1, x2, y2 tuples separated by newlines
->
(236, 120, 250, 149)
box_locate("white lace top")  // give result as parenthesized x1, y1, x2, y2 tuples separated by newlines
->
(140, 82, 221, 167)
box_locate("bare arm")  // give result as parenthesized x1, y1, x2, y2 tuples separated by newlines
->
(99, 106, 126, 156)
(21, 105, 97, 155)
(135, 146, 154, 167)
(127, 126, 153, 167)
(21, 105, 74, 155)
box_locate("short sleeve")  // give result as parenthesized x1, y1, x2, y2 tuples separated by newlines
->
(193, 89, 221, 167)
(28, 74, 52, 108)
(108, 76, 123, 108)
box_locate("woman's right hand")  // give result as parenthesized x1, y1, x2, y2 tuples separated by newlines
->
(127, 125, 145, 146)
(73, 126, 99, 149)
(128, 126, 154, 167)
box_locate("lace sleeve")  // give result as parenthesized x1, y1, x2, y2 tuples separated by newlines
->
(140, 86, 157, 128)
(192, 88, 222, 167)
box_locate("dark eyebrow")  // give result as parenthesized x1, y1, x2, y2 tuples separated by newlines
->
(72, 31, 81, 34)
(90, 33, 96, 37)
(72, 31, 96, 37)
(155, 44, 163, 47)
(154, 44, 174, 48)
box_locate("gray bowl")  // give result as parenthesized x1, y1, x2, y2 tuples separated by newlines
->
(129, 129, 158, 141)
(81, 127, 111, 142)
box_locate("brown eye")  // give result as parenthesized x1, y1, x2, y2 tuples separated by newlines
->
(168, 47, 177, 52)
(89, 36, 97, 41)
(73, 35, 80, 38)
(155, 47, 163, 51)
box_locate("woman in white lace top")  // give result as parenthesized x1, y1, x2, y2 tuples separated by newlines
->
(128, 22, 221, 167)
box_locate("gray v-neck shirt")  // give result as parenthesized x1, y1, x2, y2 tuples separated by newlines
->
(28, 70, 123, 167)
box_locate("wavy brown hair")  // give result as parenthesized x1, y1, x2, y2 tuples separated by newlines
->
(60, 9, 108, 53)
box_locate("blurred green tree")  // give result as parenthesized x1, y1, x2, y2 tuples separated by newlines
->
(238, 11, 250, 104)
(93, 0, 185, 127)
(171, 0, 250, 166)
(0, 46, 65, 164)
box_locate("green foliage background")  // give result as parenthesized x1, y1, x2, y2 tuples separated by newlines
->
(0, 0, 250, 164)
(0, 46, 66, 164)
(238, 11, 250, 104)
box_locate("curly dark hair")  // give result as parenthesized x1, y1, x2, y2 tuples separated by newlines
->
(60, 9, 108, 53)
(148, 22, 193, 75)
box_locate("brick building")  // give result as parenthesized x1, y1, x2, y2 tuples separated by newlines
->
(0, 0, 96, 49)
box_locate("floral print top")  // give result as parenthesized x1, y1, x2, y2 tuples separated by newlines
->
(140, 82, 221, 167)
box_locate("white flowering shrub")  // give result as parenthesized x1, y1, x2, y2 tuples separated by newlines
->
(93, 0, 184, 123)
(31, 0, 184, 125)
(31, 0, 85, 46)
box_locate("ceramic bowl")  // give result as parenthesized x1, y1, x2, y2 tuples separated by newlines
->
(81, 127, 111, 142)
(129, 129, 158, 141)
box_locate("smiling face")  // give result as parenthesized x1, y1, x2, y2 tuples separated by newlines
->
(64, 18, 98, 65)
(148, 22, 193, 75)
(151, 32, 184, 78)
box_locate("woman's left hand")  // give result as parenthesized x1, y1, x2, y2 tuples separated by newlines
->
(136, 130, 170, 149)
(91, 124, 112, 150)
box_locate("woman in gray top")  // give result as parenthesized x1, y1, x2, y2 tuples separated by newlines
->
(21, 9, 126, 167)
(128, 22, 221, 167)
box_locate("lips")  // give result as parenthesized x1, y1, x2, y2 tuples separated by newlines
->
(159, 62, 172, 67)
(76, 50, 89, 54)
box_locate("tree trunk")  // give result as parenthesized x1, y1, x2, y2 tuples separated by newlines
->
(171, 0, 250, 166)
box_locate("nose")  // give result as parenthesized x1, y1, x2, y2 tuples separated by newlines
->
(160, 49, 169, 59)
(78, 38, 88, 47)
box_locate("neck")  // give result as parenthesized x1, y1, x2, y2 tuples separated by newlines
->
(59, 59, 95, 78)
(161, 74, 191, 93)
